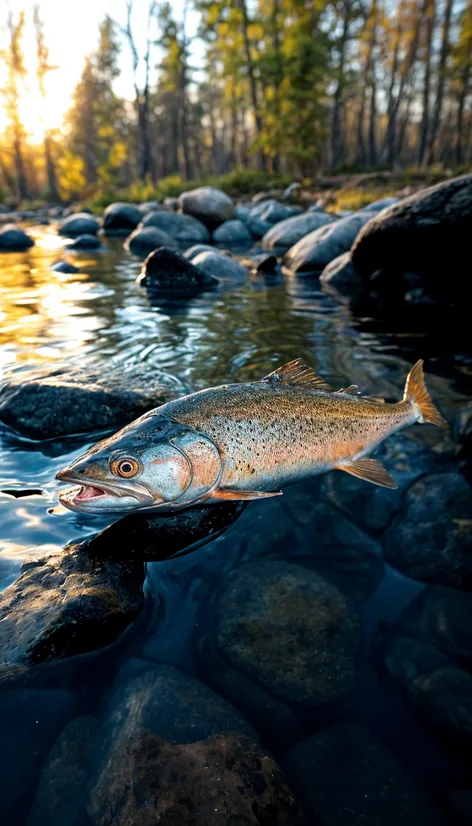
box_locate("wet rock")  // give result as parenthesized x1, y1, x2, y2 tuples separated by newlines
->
(27, 716, 101, 826)
(192, 249, 249, 282)
(249, 198, 279, 218)
(138, 200, 161, 214)
(0, 223, 35, 251)
(398, 586, 472, 662)
(213, 560, 362, 708)
(319, 252, 361, 294)
(407, 666, 472, 749)
(352, 175, 472, 286)
(235, 204, 251, 223)
(283, 182, 302, 200)
(51, 259, 80, 273)
(58, 213, 100, 237)
(0, 363, 180, 439)
(140, 210, 210, 242)
(66, 233, 102, 250)
(213, 219, 253, 244)
(284, 211, 372, 275)
(385, 635, 452, 686)
(0, 541, 145, 667)
(183, 242, 215, 260)
(106, 660, 258, 744)
(89, 730, 307, 826)
(124, 225, 178, 257)
(179, 186, 235, 229)
(363, 196, 399, 211)
(255, 253, 278, 273)
(259, 201, 302, 224)
(262, 211, 335, 251)
(163, 196, 179, 210)
(384, 472, 472, 590)
(283, 723, 444, 826)
(102, 202, 143, 234)
(0, 687, 77, 826)
(247, 214, 273, 239)
(138, 247, 217, 296)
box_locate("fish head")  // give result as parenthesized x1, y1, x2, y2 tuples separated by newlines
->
(56, 413, 222, 514)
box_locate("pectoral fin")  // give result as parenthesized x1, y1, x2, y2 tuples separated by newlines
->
(211, 488, 283, 501)
(334, 458, 397, 489)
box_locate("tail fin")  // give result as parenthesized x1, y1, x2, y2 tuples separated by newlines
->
(403, 360, 447, 428)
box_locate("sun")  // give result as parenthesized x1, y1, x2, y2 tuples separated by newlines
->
(17, 72, 66, 144)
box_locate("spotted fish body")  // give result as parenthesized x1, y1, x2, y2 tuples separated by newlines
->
(56, 359, 446, 514)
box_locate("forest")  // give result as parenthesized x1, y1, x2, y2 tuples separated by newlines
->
(1, 0, 472, 205)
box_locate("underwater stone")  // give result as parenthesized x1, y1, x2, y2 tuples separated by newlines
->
(406, 666, 472, 749)
(0, 364, 180, 439)
(51, 259, 80, 273)
(395, 585, 472, 662)
(282, 723, 445, 826)
(384, 472, 472, 590)
(0, 541, 145, 667)
(213, 559, 363, 708)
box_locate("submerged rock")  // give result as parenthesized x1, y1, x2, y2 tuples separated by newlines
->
(125, 225, 178, 257)
(384, 472, 472, 590)
(102, 202, 142, 234)
(179, 186, 235, 229)
(283, 723, 444, 826)
(213, 219, 253, 244)
(212, 559, 362, 708)
(66, 233, 102, 250)
(138, 247, 217, 296)
(140, 210, 210, 242)
(397, 586, 472, 662)
(192, 249, 249, 282)
(51, 259, 80, 273)
(0, 541, 145, 667)
(262, 211, 335, 251)
(283, 211, 372, 275)
(0, 364, 180, 439)
(58, 213, 100, 237)
(0, 224, 35, 251)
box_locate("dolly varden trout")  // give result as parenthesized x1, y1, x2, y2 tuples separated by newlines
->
(56, 358, 446, 514)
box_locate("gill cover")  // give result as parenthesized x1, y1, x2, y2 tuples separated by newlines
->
(165, 429, 223, 507)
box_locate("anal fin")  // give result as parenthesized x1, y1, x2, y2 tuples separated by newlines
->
(334, 458, 397, 489)
(211, 488, 283, 501)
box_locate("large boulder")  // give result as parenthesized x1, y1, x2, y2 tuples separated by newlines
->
(0, 364, 180, 439)
(319, 252, 361, 297)
(192, 249, 249, 282)
(262, 211, 335, 251)
(363, 196, 399, 211)
(138, 247, 217, 297)
(247, 214, 273, 239)
(0, 224, 34, 251)
(213, 219, 253, 244)
(58, 213, 100, 237)
(179, 186, 235, 229)
(211, 560, 362, 708)
(259, 201, 302, 224)
(383, 472, 472, 590)
(102, 202, 143, 235)
(124, 225, 178, 257)
(0, 541, 145, 668)
(284, 211, 372, 275)
(140, 210, 210, 242)
(283, 723, 445, 826)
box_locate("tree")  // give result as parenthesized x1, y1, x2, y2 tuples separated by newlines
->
(1, 11, 29, 199)
(33, 5, 59, 200)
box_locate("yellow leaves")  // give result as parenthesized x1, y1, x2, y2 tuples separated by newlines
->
(57, 151, 86, 199)
(108, 141, 127, 169)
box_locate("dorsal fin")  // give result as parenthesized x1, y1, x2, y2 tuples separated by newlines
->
(262, 359, 333, 391)
(339, 385, 360, 395)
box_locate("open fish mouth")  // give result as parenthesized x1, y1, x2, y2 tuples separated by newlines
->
(56, 470, 152, 511)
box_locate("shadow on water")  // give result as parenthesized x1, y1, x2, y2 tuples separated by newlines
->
(1, 225, 472, 825)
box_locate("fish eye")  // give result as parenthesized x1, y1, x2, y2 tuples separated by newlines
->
(110, 457, 140, 478)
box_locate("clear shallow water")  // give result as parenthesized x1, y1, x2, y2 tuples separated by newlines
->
(1, 222, 472, 824)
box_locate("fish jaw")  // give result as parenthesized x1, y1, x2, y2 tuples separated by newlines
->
(56, 469, 156, 514)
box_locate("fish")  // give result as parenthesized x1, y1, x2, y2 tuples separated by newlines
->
(56, 358, 446, 515)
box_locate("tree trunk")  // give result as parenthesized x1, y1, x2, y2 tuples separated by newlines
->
(417, 0, 436, 165)
(425, 0, 454, 164)
(238, 0, 266, 171)
(44, 132, 59, 201)
(331, 1, 351, 168)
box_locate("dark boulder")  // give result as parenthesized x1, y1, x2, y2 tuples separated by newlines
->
(66, 233, 102, 250)
(138, 247, 217, 296)
(0, 224, 35, 251)
(0, 540, 145, 667)
(283, 723, 445, 826)
(179, 186, 235, 229)
(102, 202, 142, 235)
(124, 225, 178, 257)
(58, 213, 100, 237)
(140, 210, 210, 242)
(0, 364, 180, 439)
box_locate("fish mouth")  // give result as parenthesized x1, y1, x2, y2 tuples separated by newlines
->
(56, 470, 154, 512)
